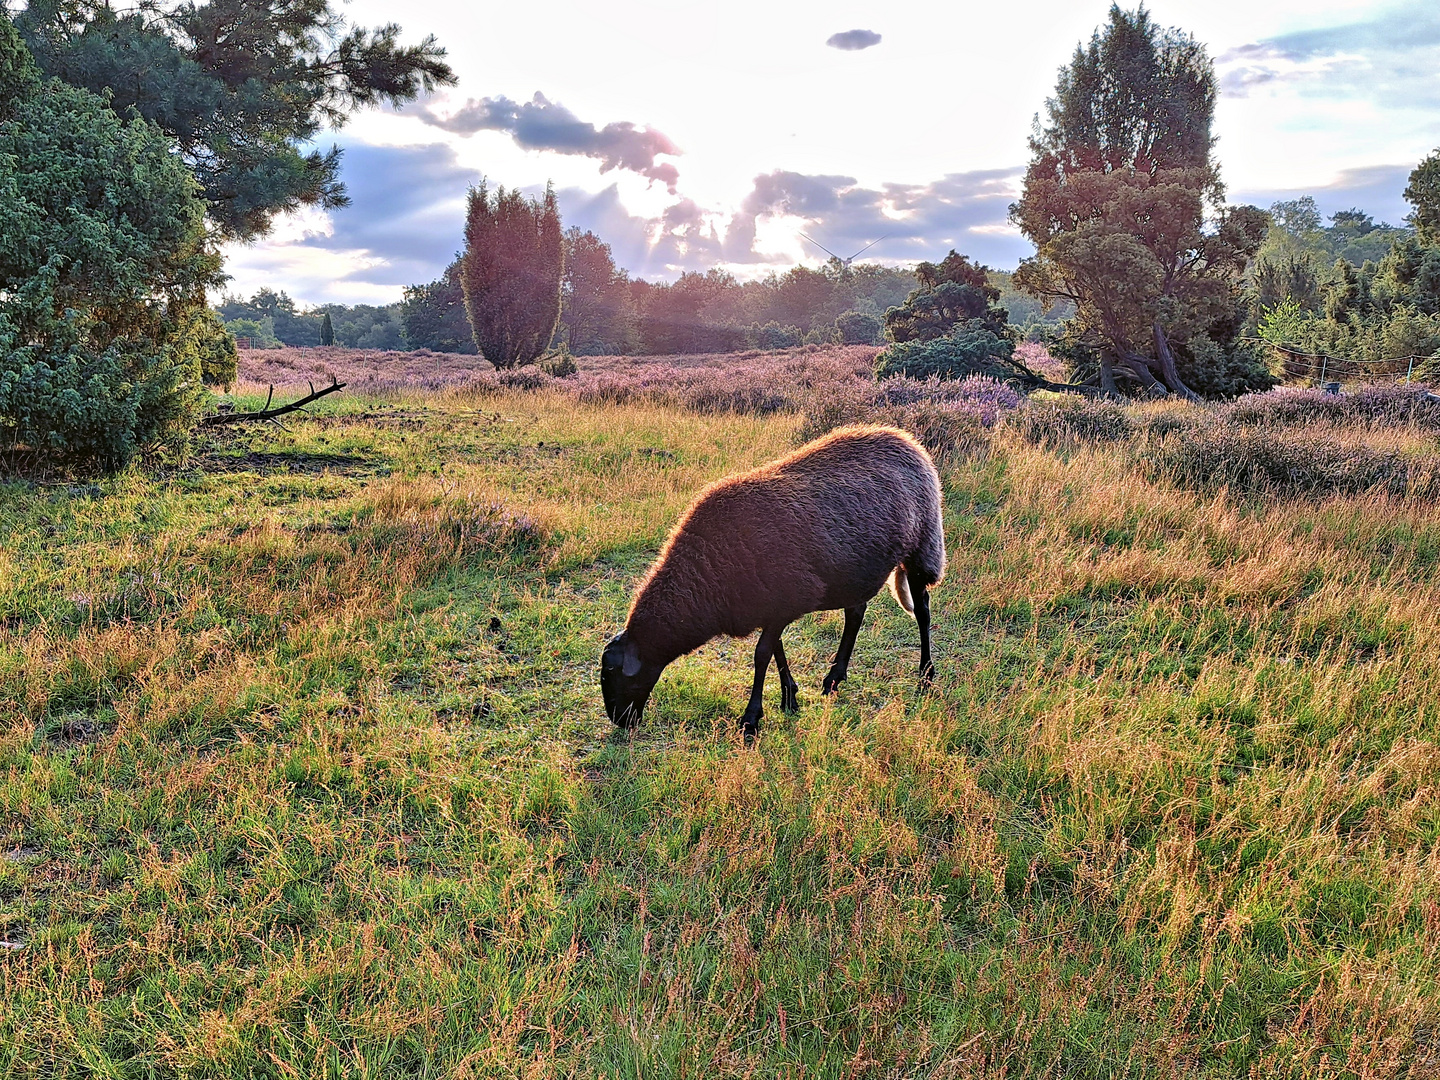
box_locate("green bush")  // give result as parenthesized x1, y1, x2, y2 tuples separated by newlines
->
(0, 22, 222, 470)
(537, 344, 578, 378)
(749, 322, 803, 349)
(222, 316, 279, 349)
(191, 310, 239, 389)
(874, 326, 1016, 381)
(835, 310, 884, 345)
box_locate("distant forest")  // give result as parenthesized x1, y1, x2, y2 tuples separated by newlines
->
(217, 245, 1075, 356)
(218, 198, 1411, 359)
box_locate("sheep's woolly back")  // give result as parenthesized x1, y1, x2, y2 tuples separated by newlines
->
(626, 425, 945, 663)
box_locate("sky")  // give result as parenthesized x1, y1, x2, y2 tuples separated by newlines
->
(220, 0, 1440, 307)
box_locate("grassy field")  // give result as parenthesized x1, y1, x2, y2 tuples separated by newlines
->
(2, 361, 1439, 1077)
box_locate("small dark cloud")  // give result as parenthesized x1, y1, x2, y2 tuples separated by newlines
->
(826, 29, 882, 51)
(413, 92, 680, 193)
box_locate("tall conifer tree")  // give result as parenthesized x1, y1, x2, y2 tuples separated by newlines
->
(460, 183, 564, 368)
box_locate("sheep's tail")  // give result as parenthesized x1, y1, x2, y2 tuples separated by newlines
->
(889, 565, 915, 615)
(890, 475, 947, 618)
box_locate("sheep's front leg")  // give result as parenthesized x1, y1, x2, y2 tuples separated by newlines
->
(740, 625, 782, 739)
(773, 635, 799, 713)
(822, 604, 866, 694)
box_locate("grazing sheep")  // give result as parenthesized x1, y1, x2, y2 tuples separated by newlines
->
(601, 425, 946, 737)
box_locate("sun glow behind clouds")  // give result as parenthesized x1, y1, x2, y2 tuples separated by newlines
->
(218, 0, 1440, 306)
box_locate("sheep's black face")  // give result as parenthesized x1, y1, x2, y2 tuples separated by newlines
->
(601, 632, 661, 727)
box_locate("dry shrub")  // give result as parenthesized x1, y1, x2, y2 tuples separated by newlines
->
(1217, 383, 1440, 430)
(795, 375, 1020, 463)
(1143, 421, 1440, 498)
(462, 367, 555, 396)
(878, 403, 992, 465)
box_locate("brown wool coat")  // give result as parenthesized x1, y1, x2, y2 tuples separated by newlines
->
(625, 425, 946, 665)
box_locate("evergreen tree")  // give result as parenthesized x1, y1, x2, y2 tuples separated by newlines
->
(460, 182, 564, 368)
(320, 311, 334, 345)
(1012, 4, 1271, 399)
(0, 17, 224, 468)
(885, 251, 1009, 344)
(12, 0, 455, 241)
(1405, 150, 1440, 246)
(873, 252, 1049, 386)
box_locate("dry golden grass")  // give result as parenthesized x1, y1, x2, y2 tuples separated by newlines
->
(1, 384, 1438, 1077)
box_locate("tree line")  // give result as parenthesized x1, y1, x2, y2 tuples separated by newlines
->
(217, 291, 407, 351)
(1249, 174, 1440, 374)
(221, 238, 1062, 362)
(399, 230, 929, 360)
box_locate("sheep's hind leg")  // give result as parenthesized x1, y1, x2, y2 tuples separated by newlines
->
(740, 625, 782, 739)
(822, 604, 866, 694)
(907, 566, 935, 685)
(773, 635, 799, 713)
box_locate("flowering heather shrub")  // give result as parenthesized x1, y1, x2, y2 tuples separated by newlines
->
(940, 375, 1025, 428)
(1217, 384, 1440, 431)
(529, 346, 880, 417)
(1143, 422, 1440, 498)
(239, 342, 1021, 463)
(794, 375, 1018, 462)
(1009, 397, 1133, 448)
(1013, 340, 1067, 382)
(238, 344, 884, 405)
(238, 346, 500, 394)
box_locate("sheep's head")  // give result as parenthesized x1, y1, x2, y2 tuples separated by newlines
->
(600, 631, 662, 727)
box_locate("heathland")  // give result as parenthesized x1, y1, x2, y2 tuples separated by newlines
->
(2, 344, 1438, 1077)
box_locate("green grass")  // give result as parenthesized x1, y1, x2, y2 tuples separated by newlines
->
(1, 387, 1437, 1077)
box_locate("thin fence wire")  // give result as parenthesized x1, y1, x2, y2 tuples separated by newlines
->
(1250, 338, 1428, 387)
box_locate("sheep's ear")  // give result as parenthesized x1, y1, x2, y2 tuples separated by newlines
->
(622, 637, 643, 677)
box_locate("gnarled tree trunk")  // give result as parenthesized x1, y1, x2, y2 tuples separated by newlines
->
(1118, 351, 1168, 397)
(1098, 351, 1122, 398)
(1153, 322, 1200, 401)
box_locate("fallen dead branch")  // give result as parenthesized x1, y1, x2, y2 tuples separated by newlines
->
(202, 378, 346, 426)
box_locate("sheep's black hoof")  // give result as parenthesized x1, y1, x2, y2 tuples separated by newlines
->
(822, 669, 845, 695)
(740, 707, 762, 742)
(918, 662, 936, 688)
(780, 681, 799, 713)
